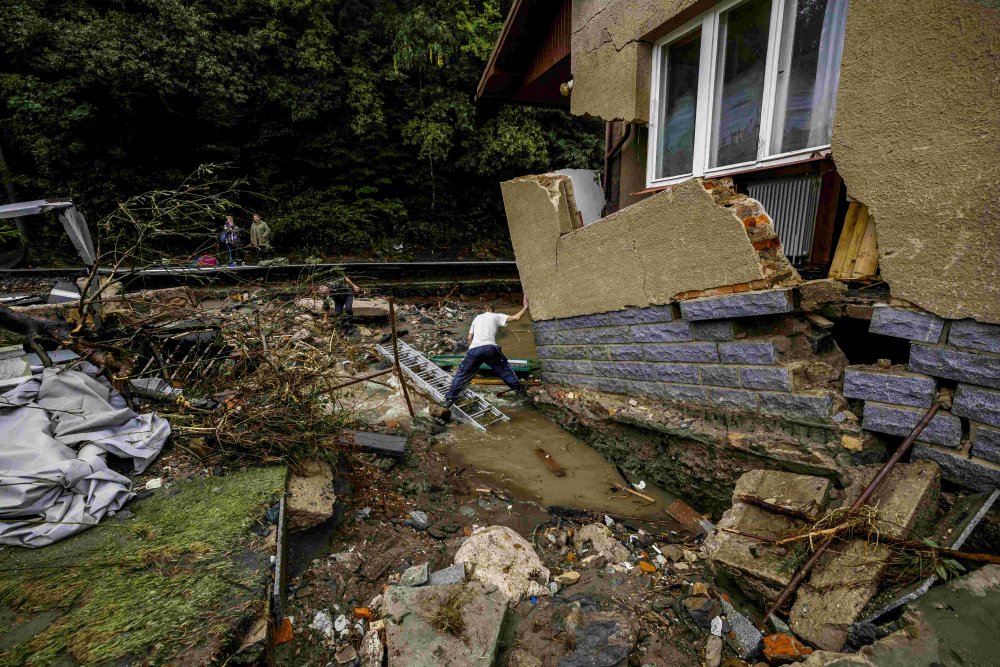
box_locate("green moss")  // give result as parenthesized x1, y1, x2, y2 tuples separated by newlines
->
(0, 466, 286, 666)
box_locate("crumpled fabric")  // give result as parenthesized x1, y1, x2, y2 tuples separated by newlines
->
(0, 368, 170, 547)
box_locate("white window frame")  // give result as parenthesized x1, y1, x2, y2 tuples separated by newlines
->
(646, 0, 838, 189)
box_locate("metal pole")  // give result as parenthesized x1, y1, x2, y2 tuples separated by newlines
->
(388, 297, 415, 419)
(327, 367, 394, 392)
(761, 401, 943, 626)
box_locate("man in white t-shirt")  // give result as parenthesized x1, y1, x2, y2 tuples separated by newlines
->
(442, 296, 530, 408)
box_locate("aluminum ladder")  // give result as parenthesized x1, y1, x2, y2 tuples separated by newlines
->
(375, 340, 509, 432)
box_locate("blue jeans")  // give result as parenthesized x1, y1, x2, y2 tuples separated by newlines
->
(332, 294, 353, 315)
(445, 345, 523, 401)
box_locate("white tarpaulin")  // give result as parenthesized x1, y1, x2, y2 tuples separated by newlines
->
(0, 368, 170, 547)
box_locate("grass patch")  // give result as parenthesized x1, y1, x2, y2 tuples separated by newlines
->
(0, 466, 286, 666)
(427, 586, 476, 637)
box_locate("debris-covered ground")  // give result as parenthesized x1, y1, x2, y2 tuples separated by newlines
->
(2, 279, 999, 667)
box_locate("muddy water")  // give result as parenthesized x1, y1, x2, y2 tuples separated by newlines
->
(441, 404, 679, 520)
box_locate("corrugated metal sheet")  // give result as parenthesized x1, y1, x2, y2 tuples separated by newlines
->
(746, 174, 821, 266)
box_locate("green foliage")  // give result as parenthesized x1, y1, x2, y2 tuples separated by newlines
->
(0, 0, 603, 259)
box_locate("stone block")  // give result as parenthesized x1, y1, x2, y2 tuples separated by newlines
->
(719, 341, 778, 365)
(971, 424, 1000, 465)
(843, 366, 937, 408)
(759, 391, 834, 419)
(909, 344, 1000, 390)
(534, 312, 612, 331)
(287, 460, 336, 532)
(699, 365, 741, 388)
(861, 402, 961, 447)
(593, 377, 630, 394)
(651, 382, 707, 403)
(679, 289, 795, 321)
(541, 372, 578, 386)
(733, 470, 831, 516)
(642, 342, 719, 363)
(869, 305, 944, 343)
(631, 322, 692, 343)
(953, 384, 1000, 427)
(690, 320, 736, 341)
(912, 444, 1000, 493)
(550, 326, 633, 345)
(707, 387, 759, 411)
(607, 344, 643, 361)
(545, 360, 594, 375)
(656, 363, 701, 384)
(739, 366, 793, 391)
(536, 345, 589, 360)
(583, 345, 609, 360)
(592, 361, 657, 381)
(606, 304, 679, 325)
(841, 460, 940, 540)
(949, 319, 1000, 354)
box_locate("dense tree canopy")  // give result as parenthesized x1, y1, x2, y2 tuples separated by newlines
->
(0, 0, 602, 261)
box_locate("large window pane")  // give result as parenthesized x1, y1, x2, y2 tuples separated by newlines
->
(769, 0, 848, 153)
(656, 30, 701, 179)
(709, 0, 772, 169)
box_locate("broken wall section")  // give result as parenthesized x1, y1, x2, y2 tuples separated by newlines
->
(502, 174, 799, 323)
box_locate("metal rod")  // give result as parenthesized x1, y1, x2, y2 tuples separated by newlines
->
(760, 400, 943, 626)
(388, 297, 415, 419)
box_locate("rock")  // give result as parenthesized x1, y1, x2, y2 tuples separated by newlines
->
(692, 582, 709, 596)
(580, 554, 607, 569)
(406, 510, 429, 531)
(428, 404, 452, 422)
(459, 506, 476, 517)
(683, 596, 722, 629)
(310, 610, 335, 639)
(287, 461, 336, 531)
(454, 525, 550, 601)
(705, 635, 723, 667)
(332, 550, 363, 573)
(508, 649, 543, 667)
(358, 629, 383, 667)
(554, 571, 581, 586)
(428, 563, 467, 586)
(651, 597, 672, 612)
(720, 599, 764, 661)
(334, 614, 349, 633)
(711, 616, 723, 636)
(384, 583, 507, 667)
(334, 645, 357, 665)
(427, 527, 446, 540)
(660, 544, 684, 562)
(440, 523, 461, 534)
(576, 523, 629, 563)
(401, 562, 429, 587)
(144, 477, 163, 490)
(763, 633, 813, 664)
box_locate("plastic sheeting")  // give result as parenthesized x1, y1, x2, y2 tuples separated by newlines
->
(0, 368, 170, 547)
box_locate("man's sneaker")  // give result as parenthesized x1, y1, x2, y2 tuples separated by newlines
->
(444, 399, 454, 409)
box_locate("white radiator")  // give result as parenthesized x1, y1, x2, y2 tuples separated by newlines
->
(746, 174, 821, 266)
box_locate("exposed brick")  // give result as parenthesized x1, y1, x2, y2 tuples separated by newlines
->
(699, 365, 741, 388)
(869, 305, 944, 343)
(949, 319, 1000, 355)
(842, 367, 936, 408)
(719, 341, 778, 365)
(679, 288, 794, 321)
(690, 320, 735, 341)
(908, 344, 1000, 390)
(861, 402, 962, 448)
(971, 424, 1000, 465)
(592, 361, 658, 381)
(606, 304, 680, 325)
(536, 345, 589, 360)
(642, 342, 720, 363)
(631, 322, 692, 343)
(707, 387, 759, 411)
(657, 363, 702, 384)
(545, 360, 594, 375)
(912, 444, 1000, 492)
(651, 382, 708, 403)
(607, 344, 644, 361)
(740, 366, 793, 391)
(759, 392, 835, 419)
(953, 384, 1000, 427)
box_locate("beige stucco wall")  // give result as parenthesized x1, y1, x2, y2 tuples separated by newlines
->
(502, 176, 764, 320)
(832, 0, 1000, 323)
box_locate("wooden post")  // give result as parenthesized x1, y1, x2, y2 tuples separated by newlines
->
(388, 297, 415, 419)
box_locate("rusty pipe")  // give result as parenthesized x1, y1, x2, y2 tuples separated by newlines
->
(760, 400, 943, 628)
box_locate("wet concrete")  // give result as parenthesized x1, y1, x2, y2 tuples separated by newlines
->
(440, 404, 679, 520)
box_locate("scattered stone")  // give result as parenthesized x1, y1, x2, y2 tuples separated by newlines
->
(763, 633, 813, 664)
(427, 527, 446, 540)
(652, 597, 671, 612)
(576, 523, 629, 563)
(554, 571, 581, 586)
(440, 523, 461, 534)
(692, 582, 709, 596)
(660, 544, 684, 562)
(406, 510, 429, 531)
(454, 525, 550, 601)
(144, 477, 163, 490)
(310, 610, 335, 639)
(459, 506, 476, 517)
(427, 563, 466, 586)
(331, 550, 363, 573)
(683, 597, 722, 629)
(720, 599, 764, 661)
(358, 629, 383, 667)
(287, 461, 336, 531)
(334, 644, 357, 665)
(580, 554, 607, 569)
(710, 615, 723, 636)
(334, 614, 349, 634)
(705, 635, 723, 667)
(428, 404, 452, 422)
(401, 562, 429, 587)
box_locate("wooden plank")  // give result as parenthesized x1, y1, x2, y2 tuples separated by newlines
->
(535, 448, 566, 477)
(808, 169, 843, 268)
(828, 201, 860, 279)
(804, 313, 835, 329)
(842, 204, 870, 278)
(852, 214, 879, 278)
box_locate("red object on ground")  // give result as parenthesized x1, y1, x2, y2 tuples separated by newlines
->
(763, 633, 813, 664)
(272, 617, 294, 645)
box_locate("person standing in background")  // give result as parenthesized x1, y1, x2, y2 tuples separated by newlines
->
(220, 216, 241, 266)
(249, 212, 272, 262)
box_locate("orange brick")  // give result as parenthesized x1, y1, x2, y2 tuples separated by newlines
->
(731, 282, 752, 293)
(753, 237, 782, 251)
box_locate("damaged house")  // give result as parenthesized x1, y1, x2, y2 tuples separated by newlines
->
(478, 0, 1000, 650)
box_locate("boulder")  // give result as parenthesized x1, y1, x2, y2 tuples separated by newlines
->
(287, 461, 336, 531)
(454, 525, 550, 602)
(575, 523, 629, 563)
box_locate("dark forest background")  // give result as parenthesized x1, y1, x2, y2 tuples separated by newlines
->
(0, 0, 602, 263)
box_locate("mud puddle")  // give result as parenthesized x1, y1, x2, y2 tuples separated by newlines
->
(440, 404, 679, 521)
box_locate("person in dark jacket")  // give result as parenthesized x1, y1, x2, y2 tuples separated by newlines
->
(220, 216, 241, 266)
